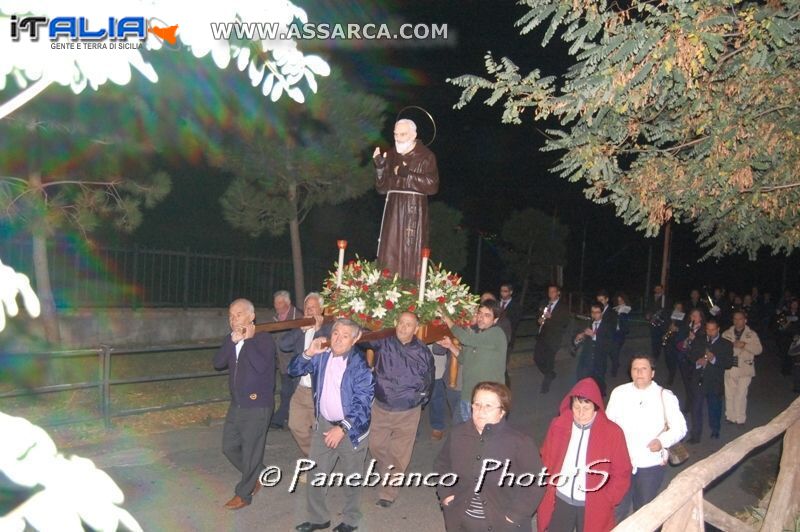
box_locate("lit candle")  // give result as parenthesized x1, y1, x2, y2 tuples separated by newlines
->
(418, 248, 430, 305)
(336, 240, 348, 287)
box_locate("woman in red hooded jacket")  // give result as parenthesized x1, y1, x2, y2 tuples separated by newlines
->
(537, 378, 631, 532)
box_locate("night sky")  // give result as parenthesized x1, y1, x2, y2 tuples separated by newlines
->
(69, 1, 800, 302)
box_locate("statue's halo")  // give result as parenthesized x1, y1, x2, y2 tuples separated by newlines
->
(396, 106, 437, 146)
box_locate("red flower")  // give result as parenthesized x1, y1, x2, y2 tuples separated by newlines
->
(384, 300, 395, 310)
(410, 288, 418, 295)
(353, 264, 362, 272)
(407, 304, 416, 312)
(358, 312, 368, 321)
(362, 284, 370, 292)
(381, 268, 392, 278)
(432, 318, 442, 326)
(436, 296, 446, 304)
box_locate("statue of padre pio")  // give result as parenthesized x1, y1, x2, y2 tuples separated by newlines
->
(373, 119, 439, 280)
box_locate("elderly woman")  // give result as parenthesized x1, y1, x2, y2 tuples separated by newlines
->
(435, 382, 544, 531)
(537, 378, 631, 532)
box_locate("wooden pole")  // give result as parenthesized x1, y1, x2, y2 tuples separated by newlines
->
(662, 489, 703, 532)
(474, 232, 482, 292)
(660, 221, 673, 299)
(644, 243, 653, 310)
(578, 222, 587, 295)
(762, 421, 800, 531)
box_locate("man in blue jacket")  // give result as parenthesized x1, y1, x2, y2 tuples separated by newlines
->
(289, 318, 375, 532)
(367, 311, 433, 508)
(212, 298, 276, 511)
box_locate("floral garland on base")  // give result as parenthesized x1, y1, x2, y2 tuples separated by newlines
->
(321, 257, 479, 329)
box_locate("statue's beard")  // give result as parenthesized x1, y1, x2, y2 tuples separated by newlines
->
(395, 140, 415, 154)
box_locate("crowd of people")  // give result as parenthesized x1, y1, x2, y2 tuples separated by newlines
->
(211, 281, 799, 531)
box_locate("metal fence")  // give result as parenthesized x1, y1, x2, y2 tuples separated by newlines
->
(0, 237, 331, 308)
(0, 343, 228, 428)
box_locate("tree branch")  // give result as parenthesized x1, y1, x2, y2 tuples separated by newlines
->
(0, 78, 53, 121)
(39, 180, 122, 189)
(753, 105, 792, 120)
(666, 136, 709, 153)
(743, 182, 800, 194)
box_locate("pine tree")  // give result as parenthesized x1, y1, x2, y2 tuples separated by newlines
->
(0, 88, 170, 343)
(501, 208, 568, 307)
(219, 73, 387, 302)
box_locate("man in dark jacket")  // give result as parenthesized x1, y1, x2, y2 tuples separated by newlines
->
(574, 303, 615, 396)
(688, 318, 734, 443)
(289, 319, 375, 532)
(535, 284, 571, 393)
(646, 284, 670, 360)
(213, 298, 276, 510)
(271, 290, 302, 430)
(367, 311, 434, 507)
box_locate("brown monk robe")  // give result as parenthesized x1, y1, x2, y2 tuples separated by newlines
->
(374, 119, 439, 280)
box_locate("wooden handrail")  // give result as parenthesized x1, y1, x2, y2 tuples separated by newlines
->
(614, 396, 800, 531)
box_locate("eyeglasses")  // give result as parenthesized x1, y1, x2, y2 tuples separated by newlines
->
(471, 403, 503, 412)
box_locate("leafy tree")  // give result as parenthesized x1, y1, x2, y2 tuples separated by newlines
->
(219, 73, 387, 302)
(0, 89, 170, 343)
(450, 0, 799, 259)
(501, 208, 568, 308)
(428, 201, 468, 273)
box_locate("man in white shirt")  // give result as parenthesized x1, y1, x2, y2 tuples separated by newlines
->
(280, 292, 330, 456)
(606, 354, 687, 519)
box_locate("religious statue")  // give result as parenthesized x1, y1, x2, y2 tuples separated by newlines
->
(373, 118, 439, 280)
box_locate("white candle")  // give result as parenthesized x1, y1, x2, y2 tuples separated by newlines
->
(418, 248, 430, 305)
(336, 240, 347, 287)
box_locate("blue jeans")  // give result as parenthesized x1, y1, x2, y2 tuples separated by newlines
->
(445, 388, 463, 424)
(457, 399, 472, 424)
(616, 465, 666, 521)
(429, 378, 447, 431)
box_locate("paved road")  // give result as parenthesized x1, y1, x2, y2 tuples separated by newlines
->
(69, 333, 797, 531)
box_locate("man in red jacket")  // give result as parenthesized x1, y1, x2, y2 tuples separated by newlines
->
(537, 378, 631, 532)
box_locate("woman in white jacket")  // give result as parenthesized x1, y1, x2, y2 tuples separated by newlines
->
(722, 310, 763, 424)
(606, 354, 687, 520)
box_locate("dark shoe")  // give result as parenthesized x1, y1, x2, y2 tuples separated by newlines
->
(540, 379, 551, 394)
(270, 422, 285, 430)
(295, 522, 331, 532)
(540, 372, 555, 394)
(710, 432, 720, 439)
(725, 419, 735, 424)
(224, 495, 249, 510)
(332, 524, 358, 532)
(376, 499, 393, 508)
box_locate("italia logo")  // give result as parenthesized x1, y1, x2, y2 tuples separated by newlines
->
(10, 15, 178, 45)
